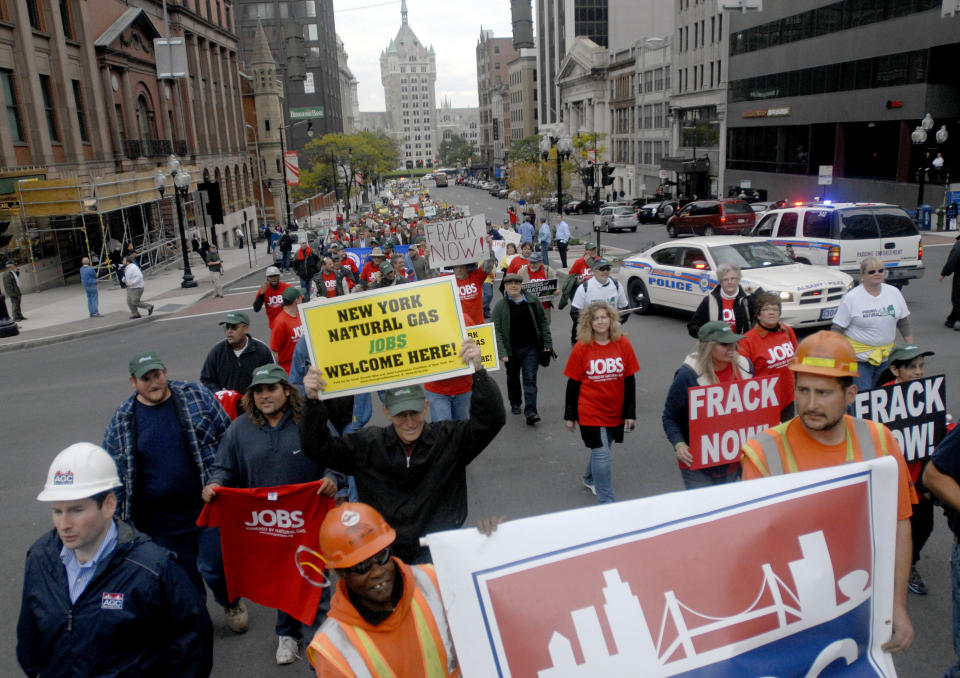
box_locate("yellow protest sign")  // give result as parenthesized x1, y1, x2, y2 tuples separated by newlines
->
(299, 277, 472, 397)
(465, 323, 499, 371)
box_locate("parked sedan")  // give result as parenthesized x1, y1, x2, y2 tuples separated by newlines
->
(565, 199, 602, 214)
(598, 206, 638, 232)
(617, 236, 854, 328)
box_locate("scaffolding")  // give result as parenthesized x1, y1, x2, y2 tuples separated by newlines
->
(12, 167, 201, 289)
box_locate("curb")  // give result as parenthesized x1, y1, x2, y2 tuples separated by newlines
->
(0, 264, 270, 354)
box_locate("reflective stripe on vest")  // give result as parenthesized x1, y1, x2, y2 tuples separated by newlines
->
(410, 564, 459, 676)
(752, 417, 886, 477)
(309, 620, 375, 678)
(307, 565, 458, 678)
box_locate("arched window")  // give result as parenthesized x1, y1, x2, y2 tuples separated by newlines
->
(136, 94, 156, 141)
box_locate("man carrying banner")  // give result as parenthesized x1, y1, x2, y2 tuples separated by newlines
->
(741, 330, 916, 654)
(300, 337, 505, 564)
(306, 502, 460, 678)
(202, 364, 341, 665)
(519, 252, 559, 322)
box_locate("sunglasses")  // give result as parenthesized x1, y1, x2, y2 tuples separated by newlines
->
(346, 547, 391, 575)
(865, 269, 884, 275)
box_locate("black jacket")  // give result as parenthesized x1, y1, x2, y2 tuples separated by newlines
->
(200, 336, 274, 393)
(687, 285, 753, 338)
(17, 520, 212, 678)
(293, 251, 320, 280)
(299, 371, 505, 559)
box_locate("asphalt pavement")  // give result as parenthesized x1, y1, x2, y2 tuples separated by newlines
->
(2, 184, 959, 676)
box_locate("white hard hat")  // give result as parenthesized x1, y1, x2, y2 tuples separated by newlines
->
(37, 443, 122, 502)
(265, 266, 281, 277)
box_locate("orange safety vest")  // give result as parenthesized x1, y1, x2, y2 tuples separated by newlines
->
(308, 565, 459, 678)
(742, 416, 887, 477)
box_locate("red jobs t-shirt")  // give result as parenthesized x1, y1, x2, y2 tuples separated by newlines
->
(738, 324, 798, 408)
(256, 281, 292, 328)
(568, 257, 593, 281)
(563, 335, 640, 426)
(507, 257, 529, 275)
(270, 311, 303, 374)
(319, 272, 355, 297)
(721, 297, 737, 330)
(197, 481, 334, 625)
(456, 268, 487, 323)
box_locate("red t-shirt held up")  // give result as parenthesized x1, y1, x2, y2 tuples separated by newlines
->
(197, 481, 335, 625)
(456, 268, 487, 323)
(564, 335, 640, 426)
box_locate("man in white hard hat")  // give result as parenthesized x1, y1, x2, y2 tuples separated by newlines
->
(17, 443, 213, 678)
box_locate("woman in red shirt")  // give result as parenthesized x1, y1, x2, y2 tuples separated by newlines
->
(563, 301, 640, 503)
(737, 291, 798, 422)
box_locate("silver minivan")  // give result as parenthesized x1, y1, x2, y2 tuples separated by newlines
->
(748, 203, 923, 286)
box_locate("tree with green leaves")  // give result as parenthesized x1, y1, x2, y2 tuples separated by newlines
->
(507, 134, 544, 165)
(437, 134, 473, 166)
(295, 131, 399, 219)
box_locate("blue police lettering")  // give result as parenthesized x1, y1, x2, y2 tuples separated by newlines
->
(650, 276, 693, 291)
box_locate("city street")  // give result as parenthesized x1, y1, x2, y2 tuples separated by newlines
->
(2, 184, 959, 676)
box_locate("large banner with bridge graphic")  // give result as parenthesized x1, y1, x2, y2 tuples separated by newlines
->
(425, 458, 899, 677)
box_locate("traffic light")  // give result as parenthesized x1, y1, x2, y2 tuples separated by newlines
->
(581, 167, 594, 188)
(601, 163, 615, 186)
(0, 221, 11, 248)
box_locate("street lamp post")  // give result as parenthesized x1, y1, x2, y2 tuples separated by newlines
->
(154, 154, 197, 288)
(540, 133, 573, 216)
(911, 113, 949, 211)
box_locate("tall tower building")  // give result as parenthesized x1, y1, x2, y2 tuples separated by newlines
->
(234, 0, 343, 151)
(380, 0, 438, 168)
(248, 22, 288, 227)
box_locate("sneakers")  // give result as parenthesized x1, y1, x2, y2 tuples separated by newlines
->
(276, 635, 299, 665)
(908, 566, 928, 595)
(511, 405, 522, 415)
(224, 600, 249, 633)
(582, 478, 597, 496)
(129, 314, 142, 319)
(147, 304, 155, 316)
(526, 413, 541, 425)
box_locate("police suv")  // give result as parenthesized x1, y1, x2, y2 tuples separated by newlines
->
(618, 236, 854, 328)
(747, 202, 923, 287)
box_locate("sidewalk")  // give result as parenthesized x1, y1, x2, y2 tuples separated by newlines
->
(0, 244, 273, 353)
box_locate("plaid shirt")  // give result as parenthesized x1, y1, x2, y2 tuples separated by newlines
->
(103, 380, 231, 521)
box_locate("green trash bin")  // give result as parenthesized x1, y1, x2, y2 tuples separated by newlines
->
(937, 208, 946, 231)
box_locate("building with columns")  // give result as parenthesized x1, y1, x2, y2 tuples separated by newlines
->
(0, 0, 256, 290)
(556, 37, 609, 165)
(380, 0, 438, 168)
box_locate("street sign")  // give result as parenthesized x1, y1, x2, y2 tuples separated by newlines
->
(154, 39, 189, 78)
(625, 166, 635, 179)
(285, 151, 300, 186)
(290, 106, 324, 119)
(659, 169, 668, 179)
(818, 165, 833, 185)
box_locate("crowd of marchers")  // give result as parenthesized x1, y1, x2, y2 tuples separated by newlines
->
(16, 176, 960, 677)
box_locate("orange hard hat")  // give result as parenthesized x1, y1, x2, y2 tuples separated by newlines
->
(788, 330, 859, 378)
(319, 502, 396, 569)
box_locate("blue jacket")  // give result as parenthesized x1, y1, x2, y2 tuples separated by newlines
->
(661, 354, 753, 446)
(17, 520, 213, 678)
(80, 265, 97, 289)
(103, 381, 231, 521)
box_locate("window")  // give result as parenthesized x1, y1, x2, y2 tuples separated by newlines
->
(72, 80, 88, 142)
(39, 75, 59, 142)
(802, 210, 833, 239)
(1, 69, 24, 141)
(26, 0, 43, 30)
(777, 212, 798, 237)
(59, 0, 74, 39)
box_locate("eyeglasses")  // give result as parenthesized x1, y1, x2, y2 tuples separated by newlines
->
(865, 269, 884, 275)
(346, 547, 391, 575)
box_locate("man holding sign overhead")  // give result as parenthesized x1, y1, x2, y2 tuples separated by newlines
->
(300, 336, 504, 565)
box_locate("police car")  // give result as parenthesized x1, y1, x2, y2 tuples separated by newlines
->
(617, 236, 855, 328)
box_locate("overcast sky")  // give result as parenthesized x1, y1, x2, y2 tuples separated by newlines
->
(333, 0, 514, 112)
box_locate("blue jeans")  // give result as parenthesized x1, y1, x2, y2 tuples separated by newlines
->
(506, 345, 539, 416)
(299, 277, 312, 301)
(679, 465, 742, 490)
(425, 390, 471, 422)
(281, 251, 291, 271)
(276, 585, 331, 640)
(482, 282, 493, 318)
(153, 527, 231, 607)
(344, 392, 372, 433)
(84, 286, 98, 315)
(853, 359, 887, 393)
(540, 241, 551, 269)
(944, 542, 960, 678)
(584, 427, 614, 503)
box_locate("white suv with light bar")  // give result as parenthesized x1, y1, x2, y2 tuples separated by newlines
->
(747, 202, 923, 287)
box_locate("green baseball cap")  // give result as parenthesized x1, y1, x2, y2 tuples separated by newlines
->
(698, 320, 743, 344)
(219, 311, 250, 326)
(592, 258, 612, 270)
(584, 241, 597, 251)
(282, 287, 304, 304)
(379, 260, 394, 274)
(248, 363, 289, 388)
(888, 344, 934, 363)
(384, 384, 426, 416)
(129, 351, 165, 378)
